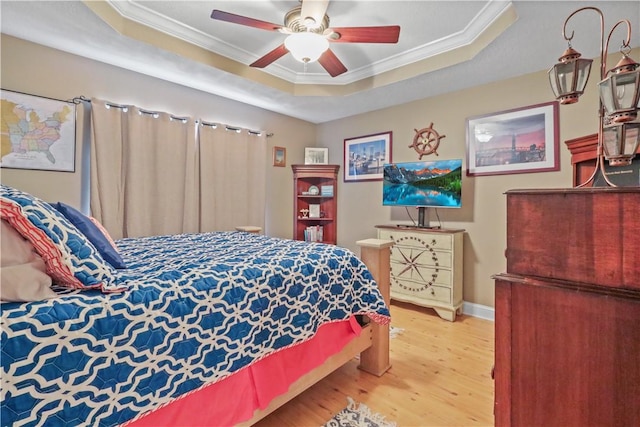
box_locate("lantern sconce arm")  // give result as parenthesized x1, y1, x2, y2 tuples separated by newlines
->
(562, 7, 632, 81)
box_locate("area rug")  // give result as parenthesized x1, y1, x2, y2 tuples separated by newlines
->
(389, 326, 404, 339)
(323, 398, 397, 427)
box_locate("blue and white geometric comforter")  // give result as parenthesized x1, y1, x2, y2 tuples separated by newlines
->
(1, 231, 390, 426)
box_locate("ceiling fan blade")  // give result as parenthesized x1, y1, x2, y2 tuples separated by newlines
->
(250, 44, 289, 68)
(211, 10, 283, 31)
(318, 49, 347, 77)
(329, 26, 400, 43)
(300, 0, 330, 27)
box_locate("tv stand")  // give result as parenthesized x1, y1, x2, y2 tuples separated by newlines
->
(414, 207, 443, 229)
(376, 225, 465, 321)
(417, 206, 427, 227)
(401, 224, 441, 230)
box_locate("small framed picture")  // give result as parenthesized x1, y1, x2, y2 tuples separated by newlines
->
(273, 146, 286, 167)
(308, 204, 321, 218)
(304, 147, 329, 165)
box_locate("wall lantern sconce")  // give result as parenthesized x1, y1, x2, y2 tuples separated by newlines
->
(548, 7, 640, 186)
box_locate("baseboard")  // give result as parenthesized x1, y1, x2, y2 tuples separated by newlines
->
(462, 301, 495, 321)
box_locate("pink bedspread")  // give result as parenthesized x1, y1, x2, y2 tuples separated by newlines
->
(128, 317, 362, 426)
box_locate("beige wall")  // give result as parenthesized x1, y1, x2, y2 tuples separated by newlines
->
(3, 34, 635, 308)
(1, 35, 314, 239)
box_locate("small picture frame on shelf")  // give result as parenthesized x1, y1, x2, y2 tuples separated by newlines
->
(304, 147, 329, 165)
(308, 204, 321, 218)
(320, 185, 334, 196)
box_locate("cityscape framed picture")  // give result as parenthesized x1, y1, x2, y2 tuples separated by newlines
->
(343, 131, 392, 182)
(465, 101, 559, 177)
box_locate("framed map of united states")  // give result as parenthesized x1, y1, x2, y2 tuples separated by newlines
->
(1, 89, 76, 172)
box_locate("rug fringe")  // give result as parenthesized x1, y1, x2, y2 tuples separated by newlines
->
(345, 397, 397, 427)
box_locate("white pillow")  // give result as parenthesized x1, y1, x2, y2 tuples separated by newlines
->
(1, 220, 57, 302)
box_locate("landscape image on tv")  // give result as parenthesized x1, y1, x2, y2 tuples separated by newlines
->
(383, 159, 462, 208)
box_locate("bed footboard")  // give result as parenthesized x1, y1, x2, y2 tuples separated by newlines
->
(356, 238, 393, 376)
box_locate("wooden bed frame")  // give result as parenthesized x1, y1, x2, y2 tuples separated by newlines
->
(240, 238, 394, 426)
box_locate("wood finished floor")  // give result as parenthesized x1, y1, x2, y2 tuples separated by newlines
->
(253, 301, 495, 427)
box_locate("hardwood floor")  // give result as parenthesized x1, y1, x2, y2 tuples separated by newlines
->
(253, 301, 495, 427)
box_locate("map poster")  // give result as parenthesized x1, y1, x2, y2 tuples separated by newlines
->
(1, 89, 76, 172)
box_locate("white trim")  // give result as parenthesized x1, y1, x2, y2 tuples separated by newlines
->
(462, 301, 495, 322)
(105, 0, 515, 86)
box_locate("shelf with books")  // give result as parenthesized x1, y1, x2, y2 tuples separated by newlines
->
(292, 164, 339, 245)
(303, 225, 324, 243)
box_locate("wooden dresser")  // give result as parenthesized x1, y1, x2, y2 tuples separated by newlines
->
(493, 187, 640, 426)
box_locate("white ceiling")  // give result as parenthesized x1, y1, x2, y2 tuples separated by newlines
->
(2, 1, 639, 123)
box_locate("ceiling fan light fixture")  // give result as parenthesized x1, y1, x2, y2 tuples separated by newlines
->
(284, 32, 329, 63)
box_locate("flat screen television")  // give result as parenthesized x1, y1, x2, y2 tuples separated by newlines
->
(382, 159, 462, 228)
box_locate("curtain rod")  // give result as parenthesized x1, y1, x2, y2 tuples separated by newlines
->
(70, 96, 274, 137)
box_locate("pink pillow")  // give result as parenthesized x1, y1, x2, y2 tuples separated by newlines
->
(1, 220, 57, 302)
(88, 216, 119, 250)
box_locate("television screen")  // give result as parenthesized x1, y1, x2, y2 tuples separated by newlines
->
(383, 159, 462, 208)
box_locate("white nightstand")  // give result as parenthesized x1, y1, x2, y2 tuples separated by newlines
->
(235, 226, 262, 234)
(376, 225, 464, 321)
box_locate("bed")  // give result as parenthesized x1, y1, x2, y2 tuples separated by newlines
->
(0, 185, 392, 426)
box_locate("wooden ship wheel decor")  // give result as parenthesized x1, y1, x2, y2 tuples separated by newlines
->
(410, 122, 446, 159)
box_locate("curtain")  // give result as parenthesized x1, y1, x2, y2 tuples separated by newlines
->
(90, 99, 126, 238)
(90, 98, 267, 238)
(90, 99, 199, 238)
(198, 124, 267, 232)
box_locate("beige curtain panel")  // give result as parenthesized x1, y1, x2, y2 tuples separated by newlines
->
(90, 98, 266, 238)
(199, 123, 266, 232)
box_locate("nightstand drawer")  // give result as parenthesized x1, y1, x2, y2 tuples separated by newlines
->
(390, 261, 452, 286)
(378, 229, 453, 251)
(390, 248, 452, 269)
(392, 280, 452, 304)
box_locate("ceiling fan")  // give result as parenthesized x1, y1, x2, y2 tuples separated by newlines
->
(211, 0, 400, 77)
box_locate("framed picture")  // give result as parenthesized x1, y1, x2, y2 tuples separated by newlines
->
(343, 131, 392, 182)
(1, 89, 76, 172)
(308, 204, 321, 218)
(465, 101, 559, 177)
(273, 146, 286, 167)
(304, 147, 329, 165)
